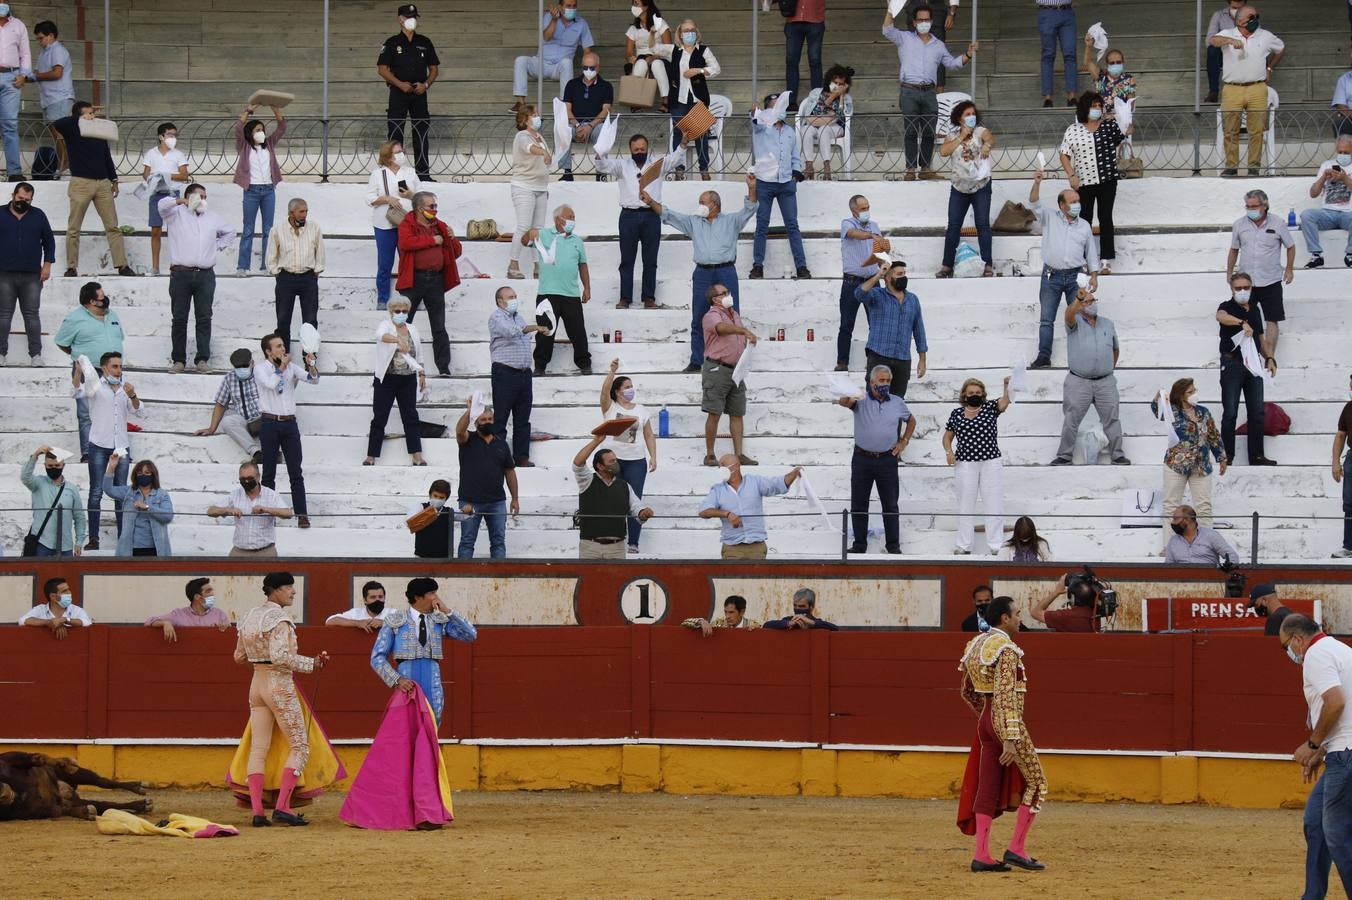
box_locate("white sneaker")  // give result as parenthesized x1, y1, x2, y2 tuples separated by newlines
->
(0, 355, 6, 367)
(1333, 548, 1352, 559)
(235, 268, 248, 278)
(29, 355, 41, 367)
(953, 547, 971, 556)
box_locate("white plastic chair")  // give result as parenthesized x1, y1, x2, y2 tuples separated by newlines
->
(670, 93, 731, 176)
(794, 97, 853, 175)
(1214, 86, 1279, 174)
(936, 90, 973, 140)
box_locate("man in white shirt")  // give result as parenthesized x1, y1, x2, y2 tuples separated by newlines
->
(160, 184, 234, 374)
(594, 132, 685, 310)
(20, 575, 92, 639)
(255, 333, 319, 528)
(1299, 135, 1352, 270)
(1280, 614, 1352, 899)
(1209, 5, 1284, 176)
(266, 197, 325, 353)
(206, 461, 292, 556)
(73, 350, 143, 550)
(326, 581, 390, 632)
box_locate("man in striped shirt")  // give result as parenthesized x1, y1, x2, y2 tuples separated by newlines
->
(206, 461, 292, 557)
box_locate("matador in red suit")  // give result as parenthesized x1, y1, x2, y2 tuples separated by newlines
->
(956, 596, 1048, 873)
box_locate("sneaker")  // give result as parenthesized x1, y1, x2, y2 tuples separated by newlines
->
(1345, 254, 1352, 268)
(626, 544, 640, 555)
(29, 356, 40, 367)
(748, 265, 764, 279)
(1049, 457, 1072, 466)
(116, 265, 139, 277)
(1304, 255, 1325, 269)
(794, 266, 813, 279)
(1332, 548, 1352, 558)
(1220, 168, 1238, 177)
(1029, 356, 1051, 369)
(953, 547, 971, 556)
(1112, 456, 1132, 465)
(376, 300, 388, 311)
(195, 360, 210, 374)
(167, 361, 185, 374)
(63, 267, 76, 277)
(236, 268, 248, 277)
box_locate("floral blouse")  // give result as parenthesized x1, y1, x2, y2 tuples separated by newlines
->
(1095, 71, 1137, 109)
(1151, 399, 1227, 477)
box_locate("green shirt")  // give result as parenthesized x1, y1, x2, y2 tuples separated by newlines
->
(20, 455, 88, 551)
(536, 227, 587, 298)
(54, 306, 124, 363)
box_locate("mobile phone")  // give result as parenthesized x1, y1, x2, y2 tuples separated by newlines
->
(398, 180, 409, 190)
(1334, 166, 1344, 173)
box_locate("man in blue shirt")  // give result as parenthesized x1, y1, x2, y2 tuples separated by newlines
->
(881, 5, 975, 179)
(749, 94, 810, 280)
(698, 454, 803, 559)
(839, 365, 914, 553)
(0, 182, 54, 366)
(488, 285, 545, 465)
(512, 0, 594, 109)
(837, 194, 882, 370)
(33, 21, 73, 174)
(854, 260, 928, 397)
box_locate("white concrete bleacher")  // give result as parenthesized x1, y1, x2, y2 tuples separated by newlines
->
(1, 174, 1349, 561)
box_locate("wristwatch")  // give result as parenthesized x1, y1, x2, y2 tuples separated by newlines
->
(1308, 739, 1321, 751)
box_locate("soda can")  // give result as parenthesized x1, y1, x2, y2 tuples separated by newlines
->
(777, 327, 785, 342)
(807, 328, 815, 342)
(602, 333, 611, 343)
(614, 330, 622, 343)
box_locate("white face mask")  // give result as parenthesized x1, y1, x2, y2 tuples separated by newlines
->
(203, 597, 215, 609)
(695, 204, 711, 217)
(393, 151, 407, 166)
(530, 115, 542, 130)
(163, 136, 177, 149)
(403, 16, 417, 30)
(583, 68, 597, 80)
(630, 5, 643, 16)
(252, 131, 266, 145)
(720, 295, 734, 309)
(916, 20, 932, 34)
(1233, 289, 1251, 303)
(831, 83, 846, 93)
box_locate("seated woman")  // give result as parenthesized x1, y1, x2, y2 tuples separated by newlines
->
(799, 64, 854, 181)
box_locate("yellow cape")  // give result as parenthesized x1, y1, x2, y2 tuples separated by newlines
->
(226, 690, 345, 806)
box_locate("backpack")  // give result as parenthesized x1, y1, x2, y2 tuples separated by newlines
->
(1237, 401, 1291, 437)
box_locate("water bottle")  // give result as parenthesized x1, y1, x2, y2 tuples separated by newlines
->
(658, 405, 669, 438)
(1287, 208, 1297, 229)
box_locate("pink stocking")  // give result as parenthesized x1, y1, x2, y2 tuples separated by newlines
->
(973, 813, 996, 863)
(247, 773, 265, 817)
(1009, 805, 1036, 857)
(276, 768, 300, 814)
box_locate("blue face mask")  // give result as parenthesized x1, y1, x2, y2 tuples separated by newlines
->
(963, 114, 977, 129)
(563, 220, 576, 234)
(58, 594, 72, 609)
(873, 383, 891, 400)
(858, 211, 870, 223)
(563, 7, 576, 20)
(392, 312, 409, 325)
(0, 5, 11, 17)
(1107, 63, 1124, 77)
(1067, 202, 1082, 218)
(203, 597, 215, 610)
(1088, 107, 1103, 121)
(1246, 209, 1263, 221)
(681, 31, 696, 45)
(1338, 154, 1352, 168)
(530, 115, 542, 130)
(506, 298, 520, 315)
(234, 367, 252, 380)
(104, 375, 121, 387)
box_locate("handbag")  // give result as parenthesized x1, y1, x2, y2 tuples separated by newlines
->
(466, 219, 499, 240)
(992, 200, 1036, 233)
(1118, 156, 1145, 179)
(406, 504, 440, 534)
(23, 482, 67, 556)
(1237, 401, 1291, 437)
(618, 74, 660, 110)
(1120, 489, 1162, 528)
(381, 170, 407, 228)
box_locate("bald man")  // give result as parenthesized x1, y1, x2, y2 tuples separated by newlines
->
(559, 51, 613, 181)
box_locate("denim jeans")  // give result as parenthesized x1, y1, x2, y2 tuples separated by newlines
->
(374, 227, 399, 307)
(851, 449, 900, 551)
(457, 498, 507, 559)
(1303, 749, 1352, 900)
(784, 21, 825, 108)
(0, 270, 43, 357)
(1206, 45, 1223, 97)
(836, 276, 869, 367)
(75, 395, 90, 457)
(618, 207, 661, 303)
(34, 543, 73, 557)
(86, 443, 129, 540)
(491, 363, 534, 462)
(260, 415, 308, 515)
(617, 457, 649, 548)
(1037, 6, 1078, 97)
(943, 184, 993, 268)
(1219, 353, 1265, 464)
(0, 80, 20, 175)
(1299, 208, 1352, 257)
(900, 87, 939, 171)
(238, 184, 276, 271)
(752, 179, 806, 268)
(690, 264, 739, 366)
(1343, 449, 1352, 552)
(1037, 267, 1079, 360)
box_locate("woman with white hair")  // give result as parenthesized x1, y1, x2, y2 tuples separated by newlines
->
(943, 375, 1012, 555)
(664, 18, 719, 179)
(364, 296, 427, 467)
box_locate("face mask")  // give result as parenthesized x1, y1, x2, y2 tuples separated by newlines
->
(562, 220, 576, 234)
(631, 5, 643, 16)
(563, 8, 576, 20)
(964, 394, 985, 408)
(1107, 63, 1124, 77)
(891, 276, 908, 292)
(963, 114, 977, 129)
(11, 199, 29, 213)
(163, 136, 178, 149)
(1254, 603, 1269, 617)
(604, 461, 621, 477)
(1244, 15, 1259, 33)
(857, 211, 870, 223)
(1067, 202, 1082, 218)
(1233, 289, 1251, 303)
(506, 298, 520, 315)
(104, 375, 122, 387)
(530, 115, 542, 130)
(429, 497, 446, 509)
(291, 218, 306, 229)
(240, 478, 259, 492)
(582, 68, 597, 80)
(1338, 154, 1352, 168)
(1088, 108, 1103, 121)
(831, 83, 846, 93)
(403, 16, 417, 30)
(1080, 302, 1097, 318)
(681, 31, 697, 45)
(394, 151, 408, 166)
(873, 383, 891, 400)
(392, 312, 409, 325)
(915, 21, 932, 34)
(234, 366, 253, 379)
(1170, 522, 1187, 535)
(91, 298, 109, 310)
(477, 424, 494, 436)
(0, 5, 10, 16)
(695, 204, 711, 217)
(203, 597, 216, 610)
(1245, 209, 1262, 221)
(58, 594, 72, 609)
(46, 467, 62, 481)
(366, 600, 386, 615)
(253, 131, 266, 145)
(631, 152, 648, 167)
(720, 295, 734, 309)
(1287, 645, 1304, 665)
(421, 209, 437, 221)
(135, 473, 153, 488)
(621, 387, 636, 402)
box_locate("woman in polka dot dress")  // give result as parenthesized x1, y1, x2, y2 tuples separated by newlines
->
(943, 376, 1012, 555)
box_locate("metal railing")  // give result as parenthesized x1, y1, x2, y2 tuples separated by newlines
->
(16, 106, 1352, 182)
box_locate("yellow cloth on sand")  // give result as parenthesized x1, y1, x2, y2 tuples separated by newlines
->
(96, 809, 235, 837)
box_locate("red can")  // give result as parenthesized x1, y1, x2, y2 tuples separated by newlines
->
(614, 330, 622, 343)
(807, 328, 815, 342)
(777, 327, 785, 341)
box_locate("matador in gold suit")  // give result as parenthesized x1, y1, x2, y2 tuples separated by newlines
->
(956, 603, 1048, 873)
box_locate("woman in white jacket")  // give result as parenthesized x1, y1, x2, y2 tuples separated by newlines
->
(366, 140, 421, 309)
(364, 297, 428, 466)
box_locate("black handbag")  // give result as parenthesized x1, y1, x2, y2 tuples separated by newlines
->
(777, 0, 799, 17)
(23, 482, 66, 557)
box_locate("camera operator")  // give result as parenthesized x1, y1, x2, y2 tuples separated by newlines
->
(1030, 571, 1108, 633)
(1164, 504, 1239, 565)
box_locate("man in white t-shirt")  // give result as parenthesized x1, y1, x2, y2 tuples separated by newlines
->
(140, 122, 190, 275)
(1209, 5, 1284, 175)
(19, 575, 92, 639)
(1280, 614, 1352, 898)
(326, 581, 390, 632)
(1299, 135, 1352, 270)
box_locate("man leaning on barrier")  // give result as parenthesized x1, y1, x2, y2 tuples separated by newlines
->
(764, 588, 839, 630)
(682, 595, 762, 637)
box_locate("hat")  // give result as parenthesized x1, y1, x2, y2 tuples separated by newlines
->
(398, 3, 418, 15)
(262, 572, 296, 594)
(1247, 583, 1277, 607)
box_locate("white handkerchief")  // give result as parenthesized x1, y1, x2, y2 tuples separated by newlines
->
(536, 298, 558, 337)
(827, 371, 865, 399)
(753, 91, 792, 127)
(592, 114, 619, 157)
(1156, 388, 1181, 449)
(77, 354, 99, 387)
(1036, 151, 1048, 172)
(887, 0, 906, 19)
(533, 232, 557, 265)
(552, 97, 572, 171)
(1009, 364, 1027, 400)
(469, 390, 486, 422)
(47, 446, 74, 463)
(400, 353, 424, 374)
(113, 444, 129, 459)
(1233, 333, 1273, 384)
(973, 157, 993, 182)
(794, 470, 838, 533)
(872, 250, 892, 267)
(1087, 22, 1109, 59)
(731, 343, 754, 387)
(1113, 97, 1134, 132)
(1076, 272, 1091, 290)
(458, 255, 484, 279)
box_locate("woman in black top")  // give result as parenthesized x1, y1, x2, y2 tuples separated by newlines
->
(665, 18, 720, 179)
(1058, 91, 1130, 273)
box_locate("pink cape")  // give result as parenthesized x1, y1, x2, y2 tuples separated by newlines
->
(339, 684, 454, 830)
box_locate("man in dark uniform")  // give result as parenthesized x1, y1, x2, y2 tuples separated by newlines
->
(1248, 583, 1293, 636)
(377, 3, 440, 180)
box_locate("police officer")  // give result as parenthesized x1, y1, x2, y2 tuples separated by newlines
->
(377, 3, 440, 180)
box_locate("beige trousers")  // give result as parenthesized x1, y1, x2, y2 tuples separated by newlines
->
(579, 538, 626, 560)
(1220, 82, 1268, 169)
(66, 177, 128, 269)
(721, 541, 768, 560)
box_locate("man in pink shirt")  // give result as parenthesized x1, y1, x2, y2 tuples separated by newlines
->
(700, 283, 760, 467)
(0, 4, 31, 180)
(145, 577, 231, 642)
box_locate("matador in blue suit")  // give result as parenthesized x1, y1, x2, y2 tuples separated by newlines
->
(371, 577, 477, 726)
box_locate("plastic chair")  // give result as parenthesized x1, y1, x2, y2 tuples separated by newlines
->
(936, 90, 973, 140)
(1213, 86, 1279, 174)
(794, 97, 853, 176)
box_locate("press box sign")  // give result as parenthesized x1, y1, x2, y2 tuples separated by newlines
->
(1141, 597, 1321, 632)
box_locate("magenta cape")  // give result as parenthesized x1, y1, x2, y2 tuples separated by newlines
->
(339, 685, 454, 830)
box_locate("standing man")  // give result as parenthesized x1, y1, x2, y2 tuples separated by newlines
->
(371, 577, 477, 727)
(526, 205, 592, 376)
(255, 333, 319, 529)
(881, 4, 976, 181)
(701, 284, 757, 467)
(596, 132, 684, 310)
(1216, 271, 1278, 466)
(54, 281, 123, 460)
(512, 0, 594, 110)
(698, 455, 803, 559)
(642, 176, 757, 372)
(1334, 373, 1352, 559)
(1035, 0, 1076, 109)
(901, 0, 959, 88)
(489, 286, 544, 467)
(206, 461, 292, 557)
(32, 21, 73, 176)
(572, 430, 653, 559)
(855, 260, 927, 398)
(1278, 614, 1352, 900)
(1227, 189, 1294, 354)
(836, 193, 881, 371)
(455, 398, 519, 559)
(267, 197, 324, 353)
(957, 596, 1048, 872)
(396, 191, 460, 378)
(1247, 583, 1291, 635)
(840, 364, 914, 554)
(1299, 135, 1352, 270)
(1050, 288, 1130, 466)
(0, 4, 29, 181)
(194, 348, 263, 463)
(73, 351, 143, 550)
(19, 445, 86, 557)
(559, 52, 613, 182)
(783, 0, 825, 110)
(1210, 5, 1284, 177)
(52, 102, 136, 277)
(1028, 170, 1099, 369)
(749, 93, 810, 280)
(377, 4, 439, 181)
(0, 182, 53, 367)
(1204, 0, 1244, 104)
(160, 184, 234, 374)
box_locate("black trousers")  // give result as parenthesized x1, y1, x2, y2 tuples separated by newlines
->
(1078, 179, 1118, 262)
(260, 416, 307, 516)
(168, 268, 215, 364)
(491, 362, 534, 462)
(618, 207, 661, 303)
(851, 450, 901, 551)
(367, 373, 422, 457)
(533, 293, 591, 372)
(387, 88, 431, 177)
(275, 270, 319, 352)
(864, 351, 912, 398)
(402, 270, 450, 375)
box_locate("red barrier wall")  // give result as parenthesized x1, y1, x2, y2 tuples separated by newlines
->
(0, 626, 1304, 754)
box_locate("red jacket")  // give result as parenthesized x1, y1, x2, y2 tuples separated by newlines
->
(395, 214, 462, 292)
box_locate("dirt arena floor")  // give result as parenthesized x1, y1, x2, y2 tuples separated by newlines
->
(1, 790, 1333, 899)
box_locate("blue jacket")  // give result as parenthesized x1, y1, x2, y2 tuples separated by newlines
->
(105, 485, 174, 556)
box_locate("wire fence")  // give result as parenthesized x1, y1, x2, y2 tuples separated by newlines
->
(18, 106, 1352, 182)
